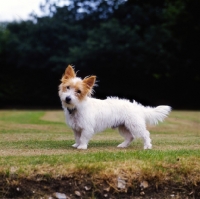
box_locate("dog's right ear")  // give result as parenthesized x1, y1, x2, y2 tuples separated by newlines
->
(61, 65, 76, 81)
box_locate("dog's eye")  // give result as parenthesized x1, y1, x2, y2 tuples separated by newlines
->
(76, 89, 81, 94)
(66, 86, 70, 89)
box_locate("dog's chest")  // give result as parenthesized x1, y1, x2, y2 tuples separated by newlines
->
(66, 112, 82, 131)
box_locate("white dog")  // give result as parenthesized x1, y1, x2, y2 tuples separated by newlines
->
(59, 65, 171, 150)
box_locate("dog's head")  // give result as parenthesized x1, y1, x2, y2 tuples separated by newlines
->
(58, 65, 96, 109)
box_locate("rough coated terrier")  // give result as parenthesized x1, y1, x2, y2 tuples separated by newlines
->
(59, 65, 171, 149)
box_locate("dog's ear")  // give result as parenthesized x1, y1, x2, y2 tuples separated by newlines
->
(62, 65, 76, 81)
(83, 76, 96, 89)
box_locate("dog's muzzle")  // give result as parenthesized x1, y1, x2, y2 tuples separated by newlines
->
(65, 96, 71, 104)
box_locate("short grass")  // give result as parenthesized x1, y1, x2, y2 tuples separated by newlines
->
(0, 110, 200, 184)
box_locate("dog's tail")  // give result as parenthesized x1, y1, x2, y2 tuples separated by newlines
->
(143, 105, 171, 125)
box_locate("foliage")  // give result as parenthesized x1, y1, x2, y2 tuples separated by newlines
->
(0, 0, 199, 108)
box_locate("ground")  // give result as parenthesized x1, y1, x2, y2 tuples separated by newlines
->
(1, 174, 200, 199)
(0, 110, 200, 198)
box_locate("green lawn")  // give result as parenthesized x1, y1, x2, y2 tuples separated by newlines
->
(0, 110, 200, 192)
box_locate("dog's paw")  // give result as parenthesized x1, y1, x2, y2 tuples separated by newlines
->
(144, 144, 152, 150)
(117, 143, 128, 148)
(72, 143, 79, 148)
(77, 144, 88, 150)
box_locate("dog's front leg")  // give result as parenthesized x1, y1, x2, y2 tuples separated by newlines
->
(72, 130, 81, 148)
(77, 129, 93, 150)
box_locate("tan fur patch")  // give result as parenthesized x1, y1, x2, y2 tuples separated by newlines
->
(61, 65, 76, 82)
(59, 79, 91, 101)
(83, 76, 96, 90)
(72, 80, 89, 101)
(59, 66, 96, 101)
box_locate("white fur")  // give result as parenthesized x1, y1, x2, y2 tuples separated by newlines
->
(59, 66, 171, 150)
(59, 82, 171, 150)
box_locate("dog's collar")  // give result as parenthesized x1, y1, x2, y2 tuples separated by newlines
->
(67, 107, 76, 114)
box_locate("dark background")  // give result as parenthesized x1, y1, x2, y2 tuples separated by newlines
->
(0, 0, 200, 109)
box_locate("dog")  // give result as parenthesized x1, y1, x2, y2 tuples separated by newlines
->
(59, 65, 171, 150)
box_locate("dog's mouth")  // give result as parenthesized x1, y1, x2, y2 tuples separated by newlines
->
(63, 97, 76, 109)
(67, 107, 76, 114)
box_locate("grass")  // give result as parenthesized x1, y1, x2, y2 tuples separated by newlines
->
(0, 110, 200, 184)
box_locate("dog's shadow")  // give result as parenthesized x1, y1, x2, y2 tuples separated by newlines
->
(26, 139, 143, 150)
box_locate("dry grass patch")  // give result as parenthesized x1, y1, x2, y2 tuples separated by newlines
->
(41, 110, 65, 123)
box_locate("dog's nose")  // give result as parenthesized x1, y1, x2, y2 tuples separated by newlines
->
(65, 96, 71, 104)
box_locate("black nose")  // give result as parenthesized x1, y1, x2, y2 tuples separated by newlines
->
(65, 96, 71, 104)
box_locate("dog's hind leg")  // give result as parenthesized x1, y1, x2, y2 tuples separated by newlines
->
(125, 120, 152, 150)
(117, 126, 134, 148)
(142, 130, 152, 150)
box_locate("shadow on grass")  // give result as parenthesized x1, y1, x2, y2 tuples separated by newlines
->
(0, 140, 132, 149)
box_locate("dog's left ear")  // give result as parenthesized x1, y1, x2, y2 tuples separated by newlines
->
(83, 76, 96, 89)
(61, 65, 76, 81)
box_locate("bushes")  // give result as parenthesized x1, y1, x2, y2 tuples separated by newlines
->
(0, 0, 199, 108)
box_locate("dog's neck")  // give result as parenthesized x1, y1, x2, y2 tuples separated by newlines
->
(67, 107, 76, 115)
